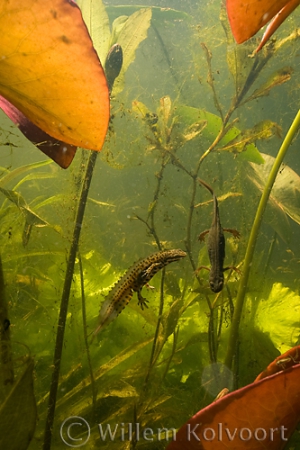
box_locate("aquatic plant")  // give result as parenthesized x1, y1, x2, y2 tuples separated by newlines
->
(0, 1, 299, 449)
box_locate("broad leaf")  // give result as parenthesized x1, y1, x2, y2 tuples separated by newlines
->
(0, 0, 109, 151)
(167, 363, 300, 449)
(226, 0, 297, 44)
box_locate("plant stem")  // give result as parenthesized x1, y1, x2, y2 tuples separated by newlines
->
(78, 253, 97, 417)
(43, 150, 98, 450)
(224, 109, 300, 370)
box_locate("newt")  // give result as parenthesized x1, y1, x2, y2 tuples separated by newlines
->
(197, 179, 240, 293)
(93, 249, 186, 336)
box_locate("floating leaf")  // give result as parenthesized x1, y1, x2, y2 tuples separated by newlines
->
(248, 153, 300, 225)
(0, 358, 36, 450)
(255, 345, 300, 381)
(226, 0, 297, 44)
(167, 363, 300, 449)
(0, 0, 109, 151)
(255, 0, 300, 52)
(0, 97, 76, 168)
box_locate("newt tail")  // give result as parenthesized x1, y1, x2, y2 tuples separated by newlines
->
(93, 249, 186, 336)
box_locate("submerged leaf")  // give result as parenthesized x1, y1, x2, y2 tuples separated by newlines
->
(220, 120, 282, 153)
(255, 283, 300, 353)
(249, 153, 300, 225)
(244, 67, 294, 103)
(0, 358, 36, 450)
(113, 8, 152, 94)
(77, 0, 111, 65)
(176, 105, 265, 164)
(0, 0, 109, 151)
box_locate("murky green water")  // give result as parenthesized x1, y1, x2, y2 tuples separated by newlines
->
(0, 1, 300, 449)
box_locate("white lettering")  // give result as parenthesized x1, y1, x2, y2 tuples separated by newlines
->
(98, 424, 118, 441)
(280, 425, 288, 441)
(240, 428, 252, 441)
(187, 424, 201, 441)
(269, 427, 278, 441)
(254, 428, 267, 441)
(225, 427, 237, 441)
(143, 428, 154, 441)
(203, 428, 215, 441)
(218, 422, 223, 441)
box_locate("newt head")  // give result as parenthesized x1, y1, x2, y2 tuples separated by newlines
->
(209, 273, 224, 293)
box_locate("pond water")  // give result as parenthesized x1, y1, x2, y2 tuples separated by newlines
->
(0, 1, 300, 449)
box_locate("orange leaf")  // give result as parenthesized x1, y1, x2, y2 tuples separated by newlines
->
(0, 0, 109, 151)
(0, 96, 76, 168)
(167, 360, 300, 449)
(226, 0, 298, 44)
(255, 345, 300, 381)
(255, 0, 300, 52)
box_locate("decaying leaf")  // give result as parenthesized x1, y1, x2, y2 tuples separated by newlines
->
(243, 67, 293, 103)
(219, 120, 282, 154)
(0, 0, 110, 153)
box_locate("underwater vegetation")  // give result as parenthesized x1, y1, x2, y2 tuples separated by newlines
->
(0, 0, 300, 449)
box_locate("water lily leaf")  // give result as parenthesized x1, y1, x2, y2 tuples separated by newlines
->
(0, 0, 109, 151)
(248, 153, 300, 225)
(0, 358, 36, 450)
(167, 363, 300, 449)
(255, 345, 300, 381)
(226, 0, 295, 44)
(0, 97, 76, 168)
(255, 0, 300, 52)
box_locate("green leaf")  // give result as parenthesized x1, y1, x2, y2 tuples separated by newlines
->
(0, 358, 36, 450)
(177, 105, 265, 164)
(77, 0, 111, 65)
(255, 283, 300, 353)
(110, 15, 128, 46)
(113, 8, 152, 95)
(249, 153, 300, 225)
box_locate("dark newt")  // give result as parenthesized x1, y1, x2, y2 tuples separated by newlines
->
(197, 179, 240, 293)
(93, 249, 186, 335)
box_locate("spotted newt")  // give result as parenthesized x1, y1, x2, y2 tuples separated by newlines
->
(197, 179, 240, 293)
(93, 249, 186, 336)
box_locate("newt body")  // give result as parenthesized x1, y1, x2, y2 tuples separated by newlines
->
(198, 179, 240, 293)
(93, 249, 186, 335)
